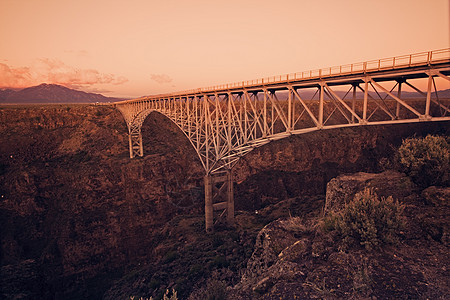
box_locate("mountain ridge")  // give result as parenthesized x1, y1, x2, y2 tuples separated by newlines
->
(0, 83, 123, 103)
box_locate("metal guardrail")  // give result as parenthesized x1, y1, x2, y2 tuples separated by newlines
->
(120, 48, 450, 102)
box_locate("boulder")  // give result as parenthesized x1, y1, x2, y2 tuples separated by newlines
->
(324, 170, 416, 214)
(421, 186, 450, 207)
(0, 259, 46, 299)
(233, 217, 308, 296)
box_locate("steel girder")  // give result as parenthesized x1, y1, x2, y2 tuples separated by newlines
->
(115, 63, 450, 173)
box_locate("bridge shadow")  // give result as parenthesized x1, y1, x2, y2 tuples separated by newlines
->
(139, 112, 205, 210)
(141, 111, 201, 160)
(233, 121, 450, 212)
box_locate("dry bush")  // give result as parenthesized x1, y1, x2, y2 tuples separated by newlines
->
(398, 134, 449, 187)
(324, 188, 405, 250)
(188, 279, 227, 300)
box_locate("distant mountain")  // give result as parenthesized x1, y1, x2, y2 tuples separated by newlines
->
(0, 83, 121, 103)
(0, 88, 16, 102)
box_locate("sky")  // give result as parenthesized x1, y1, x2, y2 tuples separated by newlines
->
(0, 0, 449, 98)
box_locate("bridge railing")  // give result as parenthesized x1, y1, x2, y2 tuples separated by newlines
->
(119, 48, 449, 102)
(210, 48, 450, 90)
(202, 49, 448, 94)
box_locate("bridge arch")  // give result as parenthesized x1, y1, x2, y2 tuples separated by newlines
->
(120, 107, 210, 169)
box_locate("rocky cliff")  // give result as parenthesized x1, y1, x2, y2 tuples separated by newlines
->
(0, 105, 204, 298)
(228, 171, 449, 299)
(0, 104, 448, 299)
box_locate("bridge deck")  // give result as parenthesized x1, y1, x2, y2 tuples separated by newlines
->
(189, 61, 450, 96)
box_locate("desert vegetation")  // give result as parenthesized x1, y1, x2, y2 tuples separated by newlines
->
(323, 187, 405, 250)
(398, 134, 449, 186)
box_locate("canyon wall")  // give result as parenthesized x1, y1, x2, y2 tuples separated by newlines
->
(0, 105, 448, 298)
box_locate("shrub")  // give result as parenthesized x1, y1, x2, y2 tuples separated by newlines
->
(130, 289, 177, 300)
(209, 256, 228, 269)
(148, 278, 161, 290)
(204, 279, 227, 300)
(398, 135, 449, 187)
(189, 264, 204, 277)
(324, 188, 405, 250)
(163, 251, 178, 263)
(188, 279, 227, 300)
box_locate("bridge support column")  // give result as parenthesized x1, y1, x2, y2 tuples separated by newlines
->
(204, 170, 235, 233)
(226, 170, 234, 226)
(351, 84, 357, 123)
(204, 174, 214, 233)
(425, 74, 433, 118)
(362, 77, 369, 124)
(128, 131, 143, 158)
(396, 79, 404, 119)
(318, 83, 324, 128)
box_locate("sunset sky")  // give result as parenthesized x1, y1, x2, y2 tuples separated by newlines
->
(0, 0, 449, 98)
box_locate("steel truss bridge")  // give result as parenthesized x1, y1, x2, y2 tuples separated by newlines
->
(115, 48, 450, 232)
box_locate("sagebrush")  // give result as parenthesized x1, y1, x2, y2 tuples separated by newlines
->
(398, 134, 449, 186)
(324, 188, 405, 250)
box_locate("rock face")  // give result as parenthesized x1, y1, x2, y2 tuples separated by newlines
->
(422, 186, 450, 207)
(0, 259, 46, 299)
(420, 186, 450, 245)
(0, 105, 204, 298)
(230, 171, 450, 299)
(324, 171, 449, 247)
(324, 170, 417, 214)
(232, 218, 309, 298)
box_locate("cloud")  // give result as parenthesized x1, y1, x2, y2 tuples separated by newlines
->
(0, 63, 33, 88)
(76, 86, 115, 95)
(0, 58, 128, 89)
(150, 73, 173, 84)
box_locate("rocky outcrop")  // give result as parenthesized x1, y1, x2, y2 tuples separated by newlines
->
(422, 186, 450, 207)
(419, 186, 450, 245)
(229, 217, 310, 299)
(236, 218, 307, 292)
(230, 171, 449, 299)
(324, 171, 450, 247)
(0, 259, 48, 299)
(324, 170, 417, 214)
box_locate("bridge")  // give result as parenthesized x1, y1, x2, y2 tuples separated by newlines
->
(115, 48, 450, 232)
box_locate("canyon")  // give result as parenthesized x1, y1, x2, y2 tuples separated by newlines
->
(0, 104, 448, 299)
